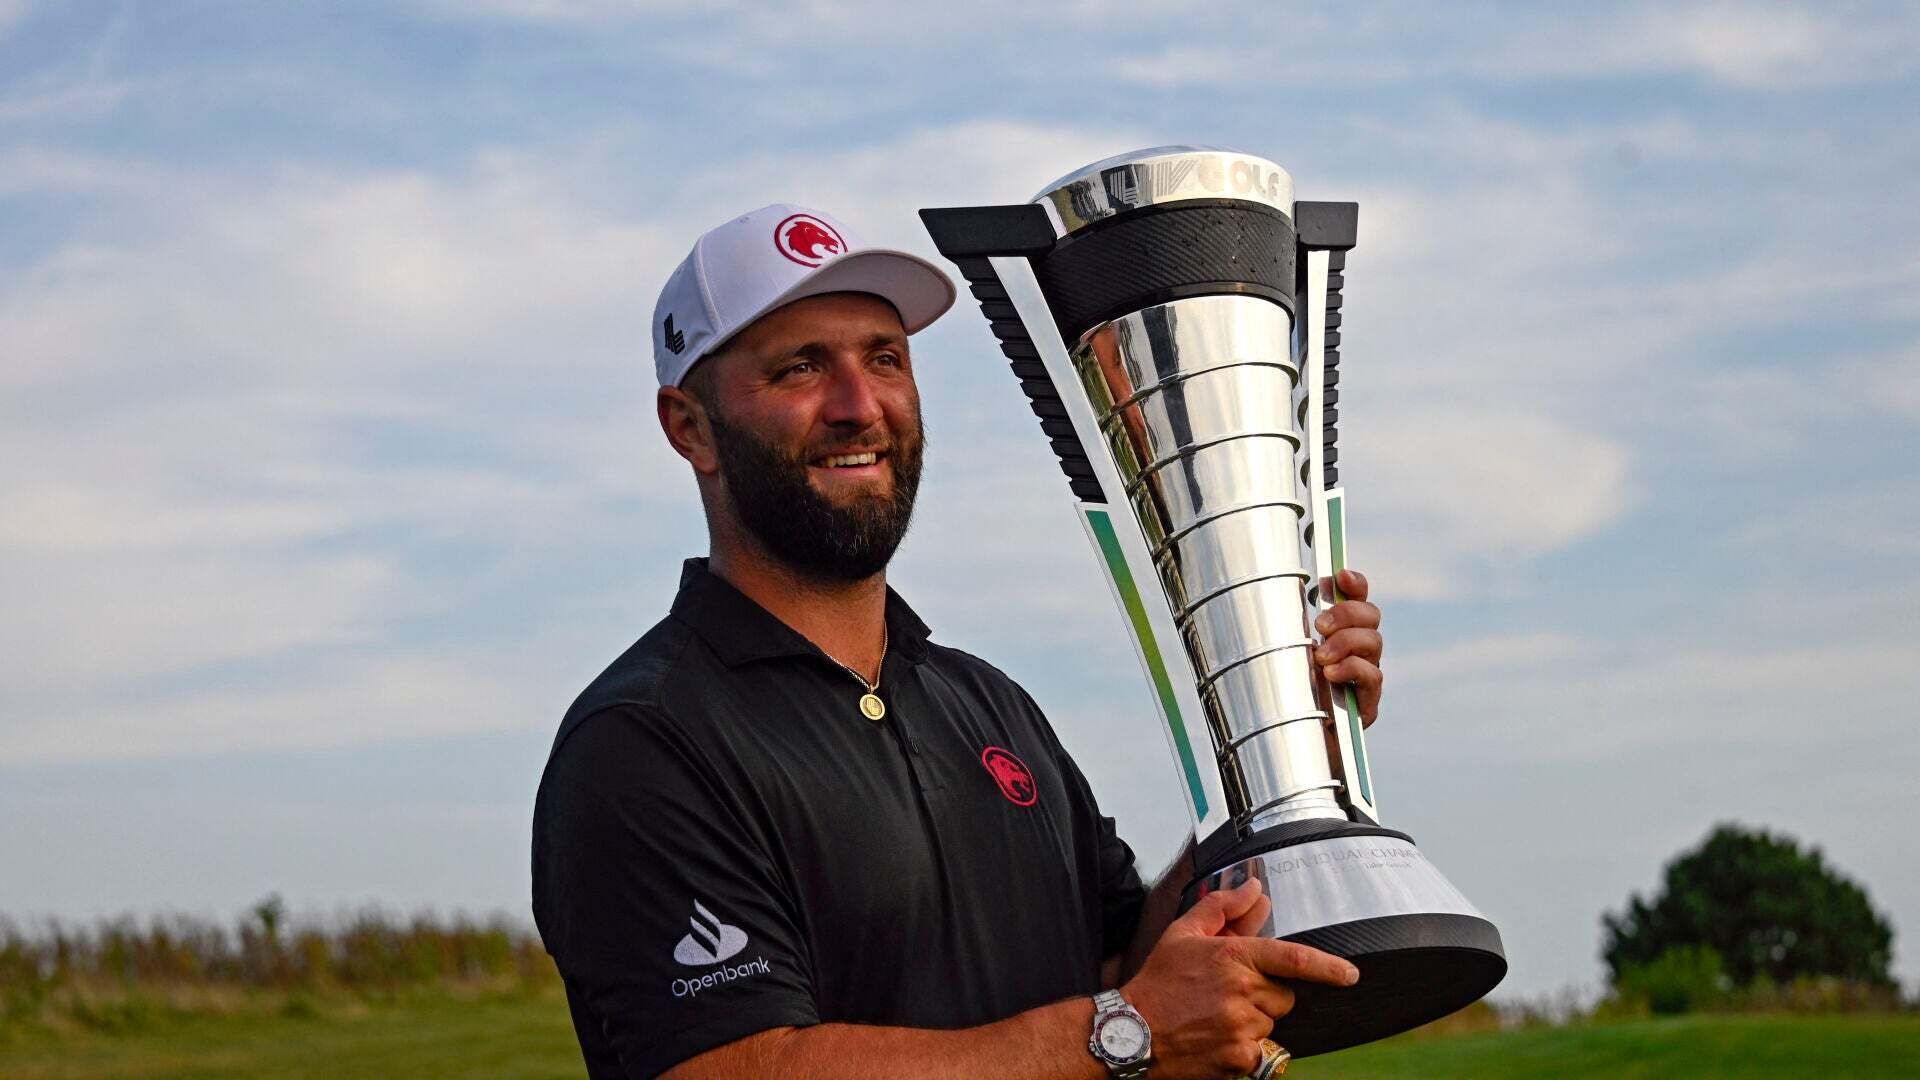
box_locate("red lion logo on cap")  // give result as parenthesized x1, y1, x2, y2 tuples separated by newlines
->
(981, 746, 1037, 807)
(774, 213, 845, 268)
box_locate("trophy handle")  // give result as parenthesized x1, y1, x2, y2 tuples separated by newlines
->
(916, 203, 1235, 842)
(1296, 204, 1378, 824)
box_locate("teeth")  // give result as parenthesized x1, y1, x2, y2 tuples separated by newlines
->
(822, 452, 879, 468)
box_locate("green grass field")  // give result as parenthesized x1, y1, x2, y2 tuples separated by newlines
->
(0, 990, 578, 1080)
(3, 992, 1916, 1078)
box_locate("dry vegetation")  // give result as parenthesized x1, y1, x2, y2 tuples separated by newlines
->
(0, 895, 557, 1040)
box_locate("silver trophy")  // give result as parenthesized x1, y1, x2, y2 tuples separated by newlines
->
(922, 147, 1504, 1056)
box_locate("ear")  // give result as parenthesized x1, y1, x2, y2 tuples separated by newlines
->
(658, 385, 720, 476)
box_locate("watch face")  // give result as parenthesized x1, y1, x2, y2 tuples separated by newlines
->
(1096, 1014, 1149, 1062)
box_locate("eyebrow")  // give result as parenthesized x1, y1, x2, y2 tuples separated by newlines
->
(775, 332, 908, 363)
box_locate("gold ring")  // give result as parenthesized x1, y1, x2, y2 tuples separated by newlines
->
(1251, 1036, 1290, 1079)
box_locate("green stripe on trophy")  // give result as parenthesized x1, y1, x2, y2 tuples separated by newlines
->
(1086, 509, 1209, 818)
(1326, 493, 1374, 806)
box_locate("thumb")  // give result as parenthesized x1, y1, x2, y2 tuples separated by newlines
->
(1166, 878, 1262, 939)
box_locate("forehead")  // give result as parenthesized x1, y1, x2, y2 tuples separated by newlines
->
(723, 292, 907, 360)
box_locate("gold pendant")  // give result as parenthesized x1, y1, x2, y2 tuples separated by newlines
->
(859, 693, 886, 721)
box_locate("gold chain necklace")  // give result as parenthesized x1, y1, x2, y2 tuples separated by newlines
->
(822, 630, 888, 722)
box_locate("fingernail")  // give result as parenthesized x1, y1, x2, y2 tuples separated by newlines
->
(1344, 964, 1360, 985)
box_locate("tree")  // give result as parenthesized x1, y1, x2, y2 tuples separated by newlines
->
(1603, 824, 1894, 988)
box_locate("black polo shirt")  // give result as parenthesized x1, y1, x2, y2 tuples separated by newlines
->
(532, 559, 1146, 1079)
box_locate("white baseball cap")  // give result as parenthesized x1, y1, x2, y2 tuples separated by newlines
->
(650, 203, 958, 386)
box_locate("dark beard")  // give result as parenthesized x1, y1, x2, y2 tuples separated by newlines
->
(707, 405, 925, 582)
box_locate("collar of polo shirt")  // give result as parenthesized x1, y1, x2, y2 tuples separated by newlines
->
(669, 559, 933, 669)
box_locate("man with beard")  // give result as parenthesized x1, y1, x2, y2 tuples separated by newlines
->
(532, 205, 1387, 1080)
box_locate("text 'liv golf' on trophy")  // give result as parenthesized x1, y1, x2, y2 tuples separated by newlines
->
(921, 147, 1505, 1056)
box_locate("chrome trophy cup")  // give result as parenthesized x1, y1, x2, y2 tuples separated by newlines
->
(921, 147, 1505, 1056)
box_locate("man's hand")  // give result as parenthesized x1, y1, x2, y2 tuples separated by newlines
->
(1314, 568, 1383, 726)
(1122, 878, 1358, 1080)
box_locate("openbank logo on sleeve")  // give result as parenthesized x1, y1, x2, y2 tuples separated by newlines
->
(673, 899, 748, 965)
(668, 899, 773, 1000)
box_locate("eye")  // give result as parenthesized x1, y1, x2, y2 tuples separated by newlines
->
(773, 359, 818, 381)
(873, 350, 905, 369)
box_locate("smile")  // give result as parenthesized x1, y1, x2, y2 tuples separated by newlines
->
(816, 451, 883, 468)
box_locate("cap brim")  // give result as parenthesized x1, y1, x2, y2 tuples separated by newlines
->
(749, 247, 958, 338)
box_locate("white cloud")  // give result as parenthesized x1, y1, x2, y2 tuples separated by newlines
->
(1727, 477, 1920, 559)
(0, 650, 545, 763)
(1411, 635, 1920, 763)
(0, 0, 140, 121)
(437, 0, 1199, 31)
(0, 155, 672, 385)
(653, 119, 1143, 259)
(893, 433, 1126, 648)
(1103, 3, 1920, 91)
(209, 163, 669, 369)
(1868, 345, 1920, 420)
(0, 146, 172, 197)
(433, 0, 720, 19)
(1384, 577, 1920, 766)
(0, 484, 348, 553)
(0, 79, 130, 123)
(1358, 410, 1634, 597)
(0, 147, 690, 761)
(1603, 2, 1919, 89)
(1391, 632, 1588, 684)
(1352, 104, 1713, 174)
(0, 550, 403, 694)
(1109, 45, 1285, 90)
(0, 120, 1131, 386)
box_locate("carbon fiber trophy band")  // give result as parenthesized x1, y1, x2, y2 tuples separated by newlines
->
(921, 147, 1505, 1056)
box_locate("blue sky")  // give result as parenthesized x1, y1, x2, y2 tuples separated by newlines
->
(2, 1, 1917, 1001)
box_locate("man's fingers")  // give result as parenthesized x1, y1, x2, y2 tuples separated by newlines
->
(1247, 978, 1297, 1019)
(1355, 662, 1382, 726)
(1313, 572, 1384, 726)
(1224, 892, 1272, 937)
(1318, 621, 1383, 727)
(1247, 938, 1360, 987)
(1315, 627, 1382, 666)
(1168, 878, 1263, 938)
(1321, 657, 1383, 725)
(1314, 600, 1380, 637)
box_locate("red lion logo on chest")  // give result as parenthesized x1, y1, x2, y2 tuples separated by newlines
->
(980, 746, 1037, 807)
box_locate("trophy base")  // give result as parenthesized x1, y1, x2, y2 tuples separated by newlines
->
(1269, 909, 1505, 1056)
(1182, 821, 1507, 1058)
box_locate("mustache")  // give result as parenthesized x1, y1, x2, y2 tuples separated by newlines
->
(801, 435, 904, 460)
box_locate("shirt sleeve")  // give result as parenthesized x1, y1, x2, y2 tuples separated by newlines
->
(1078, 759, 1147, 959)
(533, 705, 818, 1078)
(1020, 684, 1148, 961)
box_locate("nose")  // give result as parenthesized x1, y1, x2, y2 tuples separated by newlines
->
(820, 360, 886, 431)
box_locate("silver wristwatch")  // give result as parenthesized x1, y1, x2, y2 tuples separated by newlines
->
(1088, 989, 1152, 1078)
